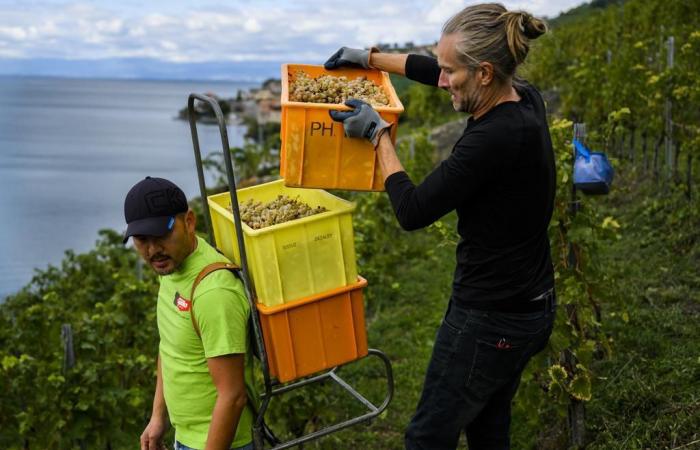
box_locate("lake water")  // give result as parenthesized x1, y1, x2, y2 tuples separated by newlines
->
(0, 76, 255, 300)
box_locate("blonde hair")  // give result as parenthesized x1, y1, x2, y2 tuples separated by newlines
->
(442, 3, 547, 81)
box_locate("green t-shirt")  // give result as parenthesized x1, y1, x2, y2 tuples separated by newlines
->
(157, 236, 255, 449)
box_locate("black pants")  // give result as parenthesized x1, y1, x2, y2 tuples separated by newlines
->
(405, 295, 555, 450)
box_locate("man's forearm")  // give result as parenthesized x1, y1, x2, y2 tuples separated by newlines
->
(376, 131, 405, 182)
(205, 394, 247, 450)
(369, 52, 408, 76)
(205, 353, 247, 450)
(152, 355, 167, 420)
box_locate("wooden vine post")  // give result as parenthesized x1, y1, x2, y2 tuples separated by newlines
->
(664, 36, 675, 179)
(566, 123, 587, 448)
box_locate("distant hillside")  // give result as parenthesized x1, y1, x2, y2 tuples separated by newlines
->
(548, 0, 625, 27)
(524, 0, 699, 127)
(0, 57, 284, 82)
(375, 1, 625, 55)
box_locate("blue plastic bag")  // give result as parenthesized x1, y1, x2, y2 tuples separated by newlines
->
(572, 139, 614, 195)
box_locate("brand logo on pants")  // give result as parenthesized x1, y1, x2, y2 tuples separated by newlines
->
(496, 338, 512, 350)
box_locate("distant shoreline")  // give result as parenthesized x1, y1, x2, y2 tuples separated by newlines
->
(0, 56, 285, 83)
(0, 73, 263, 85)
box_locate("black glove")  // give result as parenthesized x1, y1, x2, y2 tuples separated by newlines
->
(324, 47, 374, 70)
(329, 99, 391, 147)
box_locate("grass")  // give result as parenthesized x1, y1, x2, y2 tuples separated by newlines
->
(263, 162, 700, 449)
(583, 166, 700, 449)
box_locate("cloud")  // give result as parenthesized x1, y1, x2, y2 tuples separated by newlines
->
(0, 0, 585, 64)
(95, 18, 124, 34)
(426, 0, 468, 25)
(144, 14, 178, 28)
(244, 18, 262, 33)
(0, 26, 29, 41)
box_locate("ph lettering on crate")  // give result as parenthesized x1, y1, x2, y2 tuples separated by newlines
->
(314, 233, 333, 242)
(282, 242, 297, 250)
(310, 121, 334, 137)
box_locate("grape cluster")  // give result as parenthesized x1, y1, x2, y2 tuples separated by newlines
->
(233, 195, 328, 229)
(289, 70, 390, 107)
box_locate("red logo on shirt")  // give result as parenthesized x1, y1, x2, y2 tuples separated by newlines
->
(173, 292, 191, 312)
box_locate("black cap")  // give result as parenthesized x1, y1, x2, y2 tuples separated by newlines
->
(123, 177, 188, 244)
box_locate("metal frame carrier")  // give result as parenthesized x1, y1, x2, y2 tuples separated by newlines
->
(187, 93, 394, 449)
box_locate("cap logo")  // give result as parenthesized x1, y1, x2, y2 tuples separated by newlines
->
(145, 188, 187, 215)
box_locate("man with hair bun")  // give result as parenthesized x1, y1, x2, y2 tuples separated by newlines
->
(326, 3, 555, 449)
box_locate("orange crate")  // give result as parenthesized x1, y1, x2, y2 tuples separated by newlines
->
(257, 276, 369, 383)
(280, 64, 404, 191)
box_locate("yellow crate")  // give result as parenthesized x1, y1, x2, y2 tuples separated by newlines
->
(280, 64, 404, 192)
(207, 179, 358, 307)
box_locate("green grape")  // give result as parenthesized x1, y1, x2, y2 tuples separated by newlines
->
(231, 195, 328, 229)
(290, 70, 390, 107)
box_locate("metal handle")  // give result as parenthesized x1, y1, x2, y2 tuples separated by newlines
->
(186, 93, 273, 391)
(187, 94, 395, 449)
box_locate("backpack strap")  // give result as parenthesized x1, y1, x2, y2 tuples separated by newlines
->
(187, 260, 271, 437)
(189, 262, 240, 338)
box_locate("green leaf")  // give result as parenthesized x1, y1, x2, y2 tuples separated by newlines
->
(569, 372, 592, 401)
(601, 216, 621, 229)
(2, 355, 19, 370)
(548, 364, 568, 384)
(76, 400, 90, 411)
(47, 374, 65, 385)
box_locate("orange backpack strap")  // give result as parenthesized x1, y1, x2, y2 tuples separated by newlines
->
(189, 262, 240, 338)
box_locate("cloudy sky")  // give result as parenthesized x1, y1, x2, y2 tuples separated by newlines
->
(0, 0, 585, 78)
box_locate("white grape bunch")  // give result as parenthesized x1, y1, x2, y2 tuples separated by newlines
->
(232, 195, 328, 229)
(289, 70, 390, 107)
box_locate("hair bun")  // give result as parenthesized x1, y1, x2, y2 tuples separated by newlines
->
(522, 13, 547, 40)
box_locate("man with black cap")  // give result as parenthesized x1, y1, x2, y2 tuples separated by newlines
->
(124, 176, 255, 450)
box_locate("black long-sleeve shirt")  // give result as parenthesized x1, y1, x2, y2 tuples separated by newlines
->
(385, 54, 556, 308)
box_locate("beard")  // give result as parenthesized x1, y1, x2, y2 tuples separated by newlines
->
(455, 91, 481, 114)
(149, 254, 178, 275)
(153, 266, 176, 276)
(452, 82, 484, 115)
